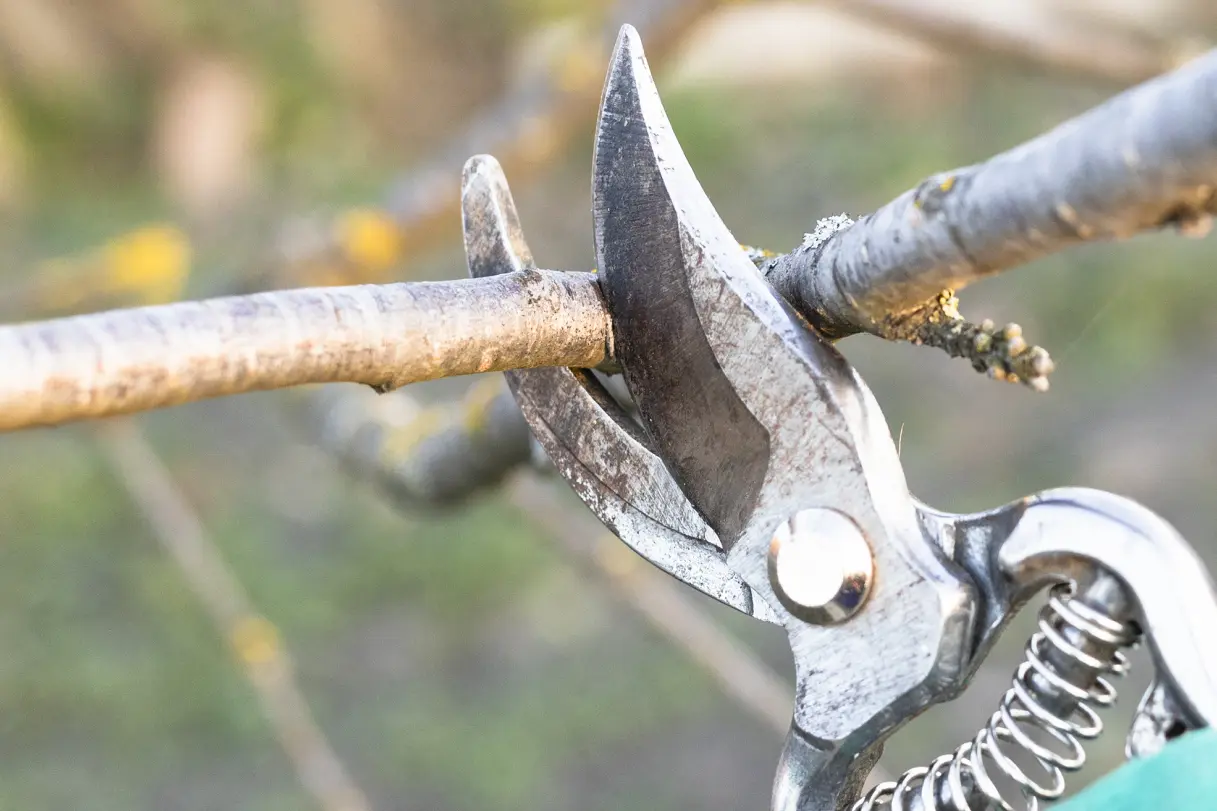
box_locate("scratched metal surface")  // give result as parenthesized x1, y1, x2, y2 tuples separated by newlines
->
(462, 152, 773, 620)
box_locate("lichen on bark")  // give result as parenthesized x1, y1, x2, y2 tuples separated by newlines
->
(880, 291, 1055, 391)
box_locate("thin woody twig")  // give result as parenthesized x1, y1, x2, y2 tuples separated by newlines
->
(95, 420, 372, 811)
(0, 270, 609, 432)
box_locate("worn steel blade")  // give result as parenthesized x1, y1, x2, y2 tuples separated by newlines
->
(461, 153, 777, 622)
(592, 25, 884, 549)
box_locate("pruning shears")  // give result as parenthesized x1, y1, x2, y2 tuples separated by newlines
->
(461, 25, 1217, 811)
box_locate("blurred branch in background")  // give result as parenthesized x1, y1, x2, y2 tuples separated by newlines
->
(306, 379, 534, 509)
(305, 380, 800, 737)
(0, 0, 722, 312)
(267, 0, 726, 290)
(829, 0, 1187, 84)
(96, 420, 372, 811)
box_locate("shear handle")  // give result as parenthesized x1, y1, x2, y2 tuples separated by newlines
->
(932, 488, 1217, 729)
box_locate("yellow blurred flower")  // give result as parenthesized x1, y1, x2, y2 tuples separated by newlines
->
(337, 208, 403, 276)
(230, 615, 283, 667)
(104, 224, 191, 304)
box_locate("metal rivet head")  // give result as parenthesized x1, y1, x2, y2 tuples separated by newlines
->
(768, 508, 874, 625)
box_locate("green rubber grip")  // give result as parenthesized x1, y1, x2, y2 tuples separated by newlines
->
(1057, 728, 1217, 811)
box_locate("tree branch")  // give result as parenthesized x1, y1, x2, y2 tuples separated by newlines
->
(0, 270, 609, 431)
(301, 379, 533, 508)
(4, 48, 1217, 430)
(763, 48, 1217, 340)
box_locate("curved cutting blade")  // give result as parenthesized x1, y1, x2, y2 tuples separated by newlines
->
(461, 153, 777, 622)
(592, 25, 883, 548)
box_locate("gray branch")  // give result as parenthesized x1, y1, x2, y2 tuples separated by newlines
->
(0, 270, 609, 431)
(764, 48, 1217, 339)
(303, 382, 532, 508)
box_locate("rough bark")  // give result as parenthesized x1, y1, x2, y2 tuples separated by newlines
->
(764, 48, 1217, 339)
(0, 270, 609, 431)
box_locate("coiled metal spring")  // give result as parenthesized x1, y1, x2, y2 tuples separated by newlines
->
(854, 580, 1140, 811)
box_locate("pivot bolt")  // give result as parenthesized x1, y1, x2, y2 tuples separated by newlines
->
(768, 508, 873, 625)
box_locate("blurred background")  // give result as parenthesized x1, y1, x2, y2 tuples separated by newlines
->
(2, 1, 1217, 809)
